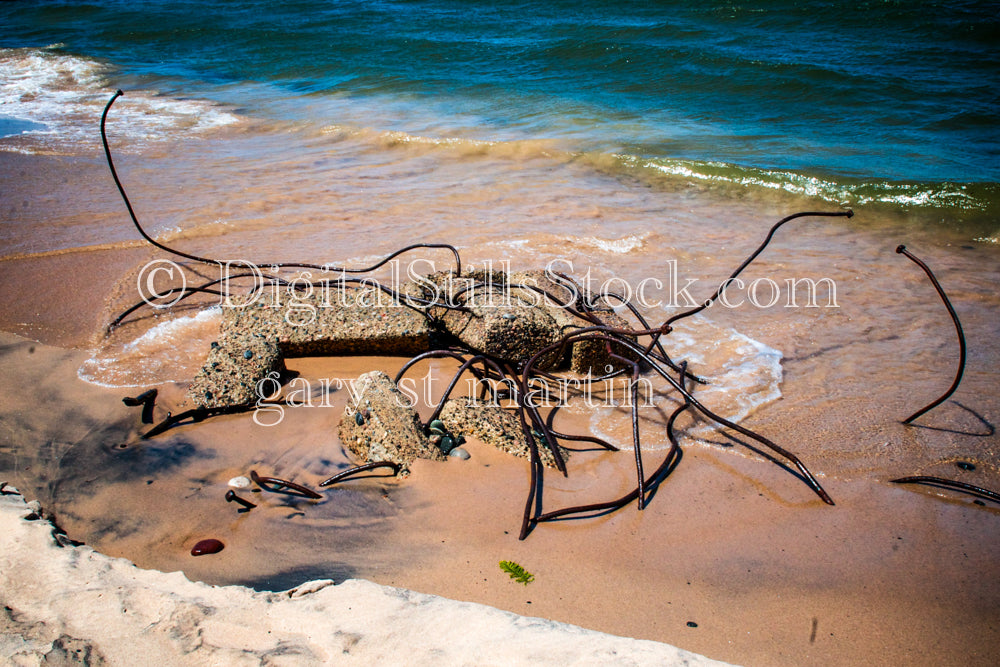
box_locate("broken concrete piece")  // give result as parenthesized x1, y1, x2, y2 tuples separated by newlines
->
(439, 399, 568, 469)
(187, 270, 638, 410)
(337, 371, 445, 474)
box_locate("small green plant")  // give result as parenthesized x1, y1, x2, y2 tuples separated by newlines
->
(499, 560, 535, 585)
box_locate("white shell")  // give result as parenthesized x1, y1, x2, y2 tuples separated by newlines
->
(448, 447, 471, 460)
(228, 476, 251, 488)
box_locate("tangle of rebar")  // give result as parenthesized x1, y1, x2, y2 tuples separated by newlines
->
(102, 90, 860, 538)
(896, 245, 967, 424)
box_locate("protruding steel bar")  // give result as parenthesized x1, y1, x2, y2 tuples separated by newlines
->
(250, 470, 322, 499)
(896, 245, 967, 424)
(890, 476, 999, 504)
(665, 210, 855, 328)
(320, 461, 401, 487)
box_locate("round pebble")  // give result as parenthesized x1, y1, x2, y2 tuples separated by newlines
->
(440, 436, 455, 453)
(228, 476, 251, 488)
(355, 412, 365, 426)
(449, 447, 470, 460)
(191, 538, 225, 556)
(244, 350, 254, 359)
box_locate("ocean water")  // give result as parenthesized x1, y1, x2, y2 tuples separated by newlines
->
(2, 0, 998, 235)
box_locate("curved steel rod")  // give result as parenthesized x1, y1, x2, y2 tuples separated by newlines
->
(896, 245, 967, 424)
(665, 210, 854, 328)
(891, 476, 999, 504)
(320, 461, 401, 487)
(103, 91, 463, 275)
(250, 470, 322, 499)
(535, 362, 690, 524)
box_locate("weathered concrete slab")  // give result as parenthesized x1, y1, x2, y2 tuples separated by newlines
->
(187, 271, 638, 410)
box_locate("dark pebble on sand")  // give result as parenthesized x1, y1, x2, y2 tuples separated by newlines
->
(191, 538, 225, 556)
(244, 350, 254, 359)
(686, 621, 698, 628)
(957, 461, 975, 471)
(355, 412, 365, 426)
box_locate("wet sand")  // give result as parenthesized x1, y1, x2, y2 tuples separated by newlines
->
(2, 142, 1000, 665)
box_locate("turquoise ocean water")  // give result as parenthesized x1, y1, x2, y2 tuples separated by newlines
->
(2, 0, 998, 237)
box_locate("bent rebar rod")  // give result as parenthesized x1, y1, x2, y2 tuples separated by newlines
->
(896, 245, 967, 424)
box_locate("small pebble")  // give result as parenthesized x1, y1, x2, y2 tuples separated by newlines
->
(429, 419, 446, 435)
(355, 412, 365, 426)
(956, 461, 976, 471)
(449, 447, 470, 460)
(440, 436, 455, 454)
(429, 434, 442, 446)
(191, 538, 224, 556)
(228, 476, 251, 488)
(455, 434, 466, 445)
(686, 621, 698, 628)
(204, 391, 213, 401)
(244, 350, 254, 360)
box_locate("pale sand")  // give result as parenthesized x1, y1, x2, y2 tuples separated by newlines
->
(0, 488, 730, 666)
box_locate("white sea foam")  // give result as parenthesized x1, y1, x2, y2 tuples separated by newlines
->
(78, 308, 222, 387)
(587, 315, 783, 450)
(635, 155, 982, 212)
(580, 234, 647, 254)
(0, 46, 241, 154)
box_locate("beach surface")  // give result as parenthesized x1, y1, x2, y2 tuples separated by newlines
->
(2, 25, 1000, 659)
(2, 140, 999, 665)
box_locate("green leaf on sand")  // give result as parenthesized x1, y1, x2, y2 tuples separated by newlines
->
(499, 560, 534, 585)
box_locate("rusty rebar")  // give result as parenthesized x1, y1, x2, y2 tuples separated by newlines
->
(319, 461, 401, 487)
(249, 470, 322, 499)
(890, 476, 999, 504)
(896, 245, 967, 424)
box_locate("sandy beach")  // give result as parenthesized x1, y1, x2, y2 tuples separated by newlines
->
(2, 140, 1000, 666)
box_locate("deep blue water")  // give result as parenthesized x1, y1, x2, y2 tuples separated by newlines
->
(2, 0, 999, 224)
